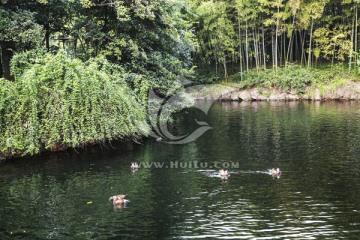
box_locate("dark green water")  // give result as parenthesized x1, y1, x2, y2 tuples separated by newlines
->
(1, 101, 360, 239)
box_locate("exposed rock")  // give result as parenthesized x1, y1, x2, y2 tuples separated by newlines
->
(323, 92, 335, 100)
(301, 94, 311, 100)
(257, 94, 268, 101)
(279, 93, 288, 100)
(350, 94, 359, 100)
(287, 94, 300, 100)
(221, 90, 231, 95)
(260, 89, 271, 99)
(342, 89, 352, 99)
(221, 91, 232, 100)
(314, 88, 321, 101)
(230, 91, 240, 101)
(250, 89, 259, 100)
(269, 93, 287, 101)
(239, 90, 251, 101)
(335, 88, 344, 99)
(209, 94, 221, 99)
(234, 86, 241, 91)
(250, 89, 269, 101)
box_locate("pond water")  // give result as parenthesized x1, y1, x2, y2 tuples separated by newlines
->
(1, 101, 360, 239)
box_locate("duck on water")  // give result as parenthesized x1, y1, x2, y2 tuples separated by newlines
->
(131, 162, 139, 171)
(219, 169, 230, 179)
(269, 168, 281, 178)
(109, 195, 130, 205)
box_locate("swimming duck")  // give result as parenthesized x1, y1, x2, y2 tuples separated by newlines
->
(270, 168, 281, 178)
(156, 137, 162, 142)
(109, 194, 129, 205)
(219, 169, 230, 177)
(131, 162, 139, 170)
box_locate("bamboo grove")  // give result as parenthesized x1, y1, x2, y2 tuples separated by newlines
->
(190, 0, 360, 79)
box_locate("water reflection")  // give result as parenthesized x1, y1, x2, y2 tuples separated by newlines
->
(1, 101, 360, 239)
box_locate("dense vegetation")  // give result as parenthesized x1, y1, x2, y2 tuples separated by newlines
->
(0, 51, 149, 156)
(0, 0, 194, 156)
(229, 64, 357, 94)
(1, 0, 360, 157)
(190, 0, 360, 80)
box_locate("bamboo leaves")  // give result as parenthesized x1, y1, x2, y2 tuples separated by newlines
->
(195, 1, 235, 80)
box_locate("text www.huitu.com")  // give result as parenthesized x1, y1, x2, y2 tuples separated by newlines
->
(138, 161, 240, 169)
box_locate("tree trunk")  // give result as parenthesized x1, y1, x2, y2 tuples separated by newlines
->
(245, 20, 249, 72)
(283, 32, 286, 65)
(272, 31, 275, 69)
(223, 55, 228, 81)
(275, 6, 280, 71)
(45, 25, 50, 51)
(331, 42, 335, 68)
(355, 4, 358, 66)
(215, 56, 218, 77)
(294, 31, 299, 62)
(281, 31, 285, 66)
(257, 26, 261, 70)
(262, 21, 266, 70)
(307, 20, 314, 68)
(104, 5, 108, 33)
(286, 14, 296, 64)
(349, 14, 355, 74)
(74, 38, 78, 58)
(253, 25, 259, 71)
(300, 30, 306, 66)
(238, 17, 243, 81)
(1, 41, 13, 80)
(0, 53, 3, 78)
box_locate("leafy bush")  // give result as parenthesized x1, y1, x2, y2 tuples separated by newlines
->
(230, 64, 355, 94)
(0, 51, 149, 157)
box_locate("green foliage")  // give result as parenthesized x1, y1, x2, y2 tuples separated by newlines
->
(0, 51, 149, 156)
(230, 64, 355, 93)
(0, 8, 43, 45)
(192, 0, 235, 78)
(0, 0, 197, 156)
(187, 0, 359, 75)
(313, 25, 352, 62)
(10, 48, 50, 79)
(67, 0, 195, 89)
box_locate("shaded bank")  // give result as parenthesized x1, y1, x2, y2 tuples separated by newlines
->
(191, 64, 360, 101)
(188, 82, 360, 101)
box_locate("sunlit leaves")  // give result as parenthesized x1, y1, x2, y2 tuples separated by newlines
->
(114, 0, 131, 22)
(0, 51, 150, 156)
(195, 1, 235, 69)
(313, 25, 351, 61)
